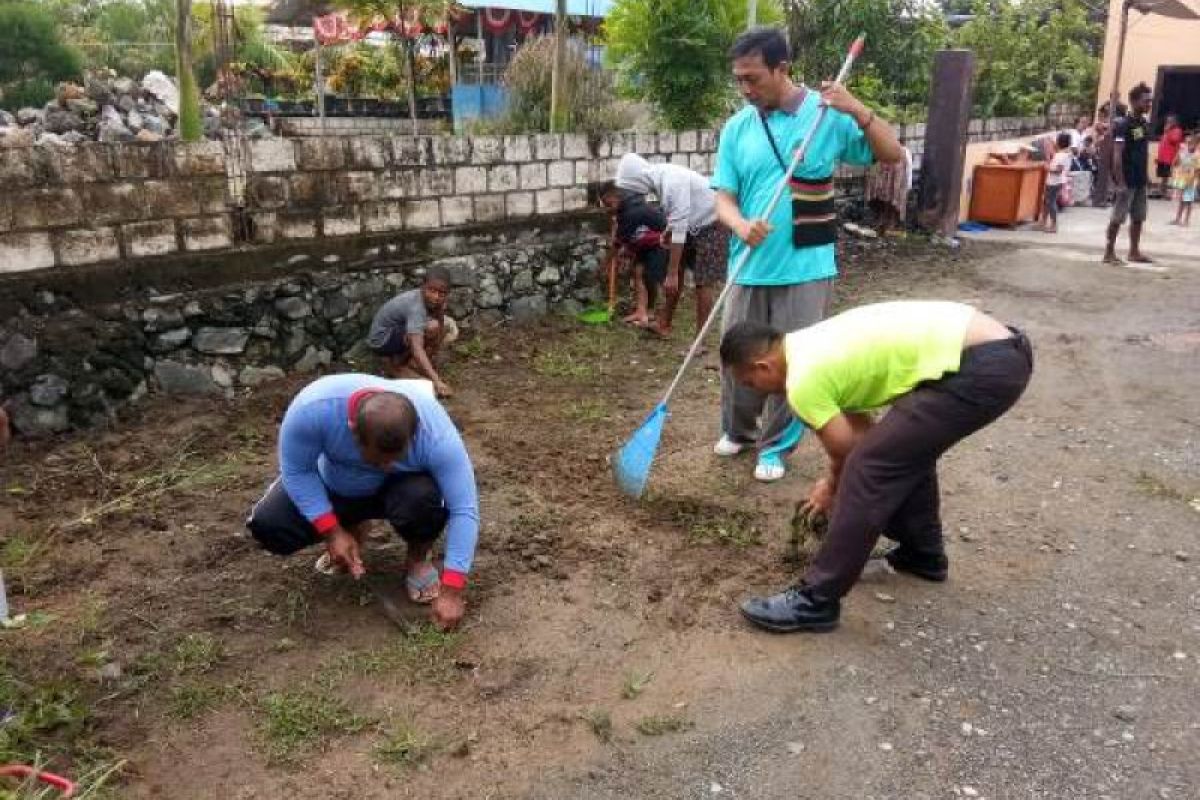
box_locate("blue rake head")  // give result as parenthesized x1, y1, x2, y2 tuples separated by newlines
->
(613, 402, 668, 499)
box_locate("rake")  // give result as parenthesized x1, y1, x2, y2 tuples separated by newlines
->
(612, 35, 867, 498)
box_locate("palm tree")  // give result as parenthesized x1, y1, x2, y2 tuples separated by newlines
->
(335, 0, 461, 135)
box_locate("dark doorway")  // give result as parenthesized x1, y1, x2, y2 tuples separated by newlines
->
(1153, 65, 1200, 136)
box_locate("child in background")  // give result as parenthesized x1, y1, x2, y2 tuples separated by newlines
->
(600, 181, 668, 327)
(1040, 132, 1073, 233)
(1169, 133, 1197, 227)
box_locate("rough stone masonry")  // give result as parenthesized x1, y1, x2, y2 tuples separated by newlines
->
(0, 114, 1075, 436)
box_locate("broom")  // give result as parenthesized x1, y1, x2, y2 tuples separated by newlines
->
(612, 35, 867, 498)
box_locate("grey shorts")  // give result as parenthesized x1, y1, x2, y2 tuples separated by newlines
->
(1111, 186, 1148, 225)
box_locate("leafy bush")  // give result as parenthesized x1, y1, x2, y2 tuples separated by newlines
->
(481, 36, 636, 135)
(955, 0, 1101, 117)
(606, 0, 782, 130)
(787, 0, 947, 122)
(0, 2, 83, 111)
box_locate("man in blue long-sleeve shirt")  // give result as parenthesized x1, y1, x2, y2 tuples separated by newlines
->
(246, 374, 480, 630)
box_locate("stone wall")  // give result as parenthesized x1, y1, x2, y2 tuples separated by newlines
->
(0, 130, 716, 276)
(0, 110, 1079, 435)
(0, 111, 1078, 277)
(276, 117, 448, 137)
(0, 222, 604, 435)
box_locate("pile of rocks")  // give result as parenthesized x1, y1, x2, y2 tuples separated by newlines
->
(0, 68, 270, 148)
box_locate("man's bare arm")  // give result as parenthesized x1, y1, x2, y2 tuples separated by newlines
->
(406, 333, 443, 384)
(814, 412, 875, 490)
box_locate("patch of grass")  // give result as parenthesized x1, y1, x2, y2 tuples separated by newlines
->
(73, 593, 108, 645)
(328, 624, 461, 683)
(655, 497, 765, 549)
(282, 589, 312, 630)
(563, 398, 611, 422)
(635, 713, 692, 736)
(0, 534, 48, 588)
(372, 719, 438, 770)
(257, 689, 372, 763)
(61, 443, 243, 531)
(0, 757, 126, 800)
(172, 633, 224, 675)
(0, 662, 90, 766)
(581, 708, 612, 743)
(687, 517, 763, 548)
(456, 334, 495, 361)
(533, 348, 597, 380)
(620, 670, 653, 700)
(168, 682, 243, 721)
(1134, 471, 1187, 502)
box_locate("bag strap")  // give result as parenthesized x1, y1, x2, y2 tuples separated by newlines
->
(758, 87, 808, 177)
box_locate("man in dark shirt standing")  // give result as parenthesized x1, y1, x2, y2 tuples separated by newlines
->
(1104, 83, 1154, 265)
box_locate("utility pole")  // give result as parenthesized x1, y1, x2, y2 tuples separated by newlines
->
(1108, 0, 1131, 117)
(549, 0, 567, 132)
(748, 0, 757, 27)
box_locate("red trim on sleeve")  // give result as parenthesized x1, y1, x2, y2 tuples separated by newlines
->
(312, 512, 339, 535)
(441, 569, 467, 589)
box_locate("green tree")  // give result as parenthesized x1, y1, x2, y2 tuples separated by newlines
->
(605, 0, 783, 129)
(89, 0, 176, 79)
(785, 0, 949, 122)
(954, 0, 1101, 116)
(0, 2, 83, 110)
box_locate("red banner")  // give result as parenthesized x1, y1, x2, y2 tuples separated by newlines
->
(313, 12, 361, 45)
(481, 7, 513, 34)
(516, 11, 542, 33)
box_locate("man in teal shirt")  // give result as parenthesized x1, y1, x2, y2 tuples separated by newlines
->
(712, 27, 904, 482)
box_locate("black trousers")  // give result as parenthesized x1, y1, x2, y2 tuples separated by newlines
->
(803, 330, 1034, 599)
(247, 472, 448, 555)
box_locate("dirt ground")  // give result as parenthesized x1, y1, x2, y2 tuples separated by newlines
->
(1, 234, 1198, 800)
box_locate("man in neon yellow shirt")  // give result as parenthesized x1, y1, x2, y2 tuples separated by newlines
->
(719, 301, 1033, 632)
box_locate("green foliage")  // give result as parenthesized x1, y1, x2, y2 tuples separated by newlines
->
(171, 633, 224, 675)
(605, 0, 783, 129)
(482, 35, 636, 135)
(0, 662, 87, 765)
(635, 713, 692, 735)
(620, 669, 653, 699)
(88, 0, 176, 79)
(954, 0, 1101, 116)
(372, 720, 437, 769)
(783, 0, 1099, 121)
(582, 708, 613, 742)
(257, 689, 372, 763)
(787, 0, 949, 123)
(0, 2, 83, 111)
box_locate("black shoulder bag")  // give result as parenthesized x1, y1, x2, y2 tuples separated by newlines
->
(759, 104, 838, 248)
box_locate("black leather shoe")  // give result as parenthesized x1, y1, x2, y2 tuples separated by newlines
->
(739, 585, 840, 633)
(885, 546, 949, 582)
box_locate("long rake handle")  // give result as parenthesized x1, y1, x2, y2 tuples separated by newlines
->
(657, 35, 866, 408)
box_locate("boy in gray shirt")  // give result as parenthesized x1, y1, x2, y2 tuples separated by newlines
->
(367, 268, 456, 397)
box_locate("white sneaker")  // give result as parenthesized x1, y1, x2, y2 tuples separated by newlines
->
(753, 455, 786, 482)
(713, 435, 747, 457)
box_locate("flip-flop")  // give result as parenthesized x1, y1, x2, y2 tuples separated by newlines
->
(406, 562, 441, 604)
